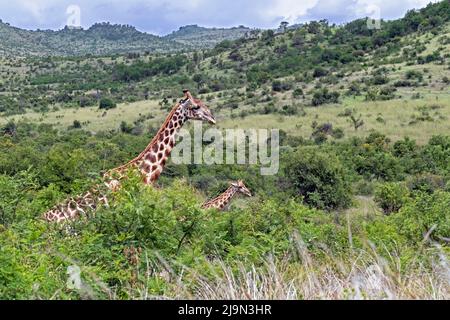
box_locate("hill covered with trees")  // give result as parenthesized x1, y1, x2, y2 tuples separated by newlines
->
(0, 1, 448, 116)
(163, 24, 251, 48)
(0, 21, 253, 57)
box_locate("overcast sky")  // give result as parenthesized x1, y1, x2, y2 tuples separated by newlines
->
(0, 0, 440, 35)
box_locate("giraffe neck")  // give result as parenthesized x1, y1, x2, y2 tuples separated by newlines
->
(107, 102, 188, 184)
(202, 186, 238, 210)
(137, 104, 188, 183)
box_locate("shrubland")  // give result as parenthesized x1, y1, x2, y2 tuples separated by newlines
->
(0, 121, 448, 299)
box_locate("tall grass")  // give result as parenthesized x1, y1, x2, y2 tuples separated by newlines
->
(172, 243, 448, 300)
(67, 234, 449, 300)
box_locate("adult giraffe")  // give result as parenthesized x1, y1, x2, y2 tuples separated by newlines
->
(201, 180, 252, 211)
(43, 90, 216, 223)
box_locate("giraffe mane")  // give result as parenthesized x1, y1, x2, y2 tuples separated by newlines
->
(107, 101, 182, 174)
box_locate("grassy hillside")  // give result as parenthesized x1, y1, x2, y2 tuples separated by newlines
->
(1, 1, 448, 117)
(3, 94, 450, 145)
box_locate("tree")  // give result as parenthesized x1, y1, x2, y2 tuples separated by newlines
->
(307, 21, 321, 34)
(120, 121, 133, 134)
(99, 98, 116, 110)
(261, 30, 275, 45)
(72, 120, 82, 129)
(284, 148, 352, 210)
(312, 88, 340, 106)
(350, 114, 364, 131)
(374, 182, 410, 214)
(228, 50, 243, 62)
(279, 21, 289, 33)
(313, 67, 328, 78)
(1, 121, 17, 137)
(192, 74, 205, 89)
(292, 30, 305, 48)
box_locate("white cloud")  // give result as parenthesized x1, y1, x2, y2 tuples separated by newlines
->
(0, 0, 441, 33)
(16, 0, 47, 22)
(354, 0, 441, 19)
(261, 0, 320, 23)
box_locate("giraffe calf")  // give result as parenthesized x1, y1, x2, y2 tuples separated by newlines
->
(202, 180, 252, 211)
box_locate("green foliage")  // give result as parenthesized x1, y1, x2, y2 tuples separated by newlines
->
(0, 171, 38, 226)
(313, 67, 328, 78)
(99, 98, 117, 110)
(343, 133, 404, 181)
(406, 173, 446, 194)
(374, 182, 410, 214)
(391, 191, 450, 244)
(119, 121, 133, 134)
(312, 88, 340, 106)
(271, 80, 292, 92)
(0, 124, 449, 298)
(283, 147, 353, 211)
(72, 120, 82, 129)
(113, 55, 187, 82)
(405, 70, 423, 81)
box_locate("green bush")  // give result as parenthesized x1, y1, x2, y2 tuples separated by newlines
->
(99, 98, 117, 110)
(271, 80, 291, 92)
(374, 182, 410, 215)
(391, 191, 450, 244)
(406, 173, 446, 194)
(313, 67, 328, 78)
(283, 148, 353, 211)
(405, 70, 423, 81)
(348, 133, 404, 181)
(312, 88, 340, 106)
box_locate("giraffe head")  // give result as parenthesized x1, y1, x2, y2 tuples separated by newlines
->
(181, 90, 216, 124)
(231, 180, 252, 197)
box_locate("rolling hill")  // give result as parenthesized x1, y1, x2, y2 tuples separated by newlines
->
(163, 24, 252, 48)
(0, 20, 253, 57)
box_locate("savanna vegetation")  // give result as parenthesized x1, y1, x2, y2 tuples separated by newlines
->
(0, 1, 449, 299)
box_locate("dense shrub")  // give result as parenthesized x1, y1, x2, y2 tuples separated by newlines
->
(406, 173, 446, 194)
(271, 80, 292, 92)
(113, 55, 186, 82)
(348, 133, 404, 181)
(1, 120, 449, 298)
(99, 98, 117, 110)
(417, 135, 450, 175)
(391, 191, 450, 244)
(405, 70, 423, 81)
(374, 182, 410, 214)
(283, 148, 352, 211)
(313, 67, 328, 78)
(311, 88, 340, 106)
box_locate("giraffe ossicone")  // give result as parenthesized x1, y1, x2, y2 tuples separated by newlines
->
(43, 90, 216, 223)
